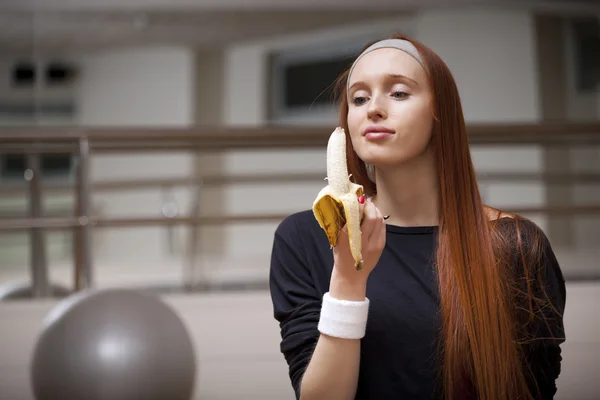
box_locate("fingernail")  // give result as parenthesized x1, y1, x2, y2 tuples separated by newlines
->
(358, 195, 365, 204)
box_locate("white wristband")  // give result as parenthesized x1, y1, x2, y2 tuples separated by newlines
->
(317, 292, 370, 339)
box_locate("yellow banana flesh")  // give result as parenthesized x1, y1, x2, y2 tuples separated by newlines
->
(312, 127, 364, 270)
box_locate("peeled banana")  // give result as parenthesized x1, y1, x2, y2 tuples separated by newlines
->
(312, 127, 364, 270)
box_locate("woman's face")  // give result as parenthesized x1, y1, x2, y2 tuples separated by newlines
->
(346, 48, 434, 168)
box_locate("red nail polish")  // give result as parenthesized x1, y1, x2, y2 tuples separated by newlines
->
(358, 195, 365, 204)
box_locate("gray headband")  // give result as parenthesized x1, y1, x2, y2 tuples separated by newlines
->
(347, 39, 424, 91)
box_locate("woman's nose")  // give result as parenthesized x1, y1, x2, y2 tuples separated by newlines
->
(367, 95, 387, 120)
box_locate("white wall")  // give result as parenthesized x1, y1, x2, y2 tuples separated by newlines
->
(416, 9, 540, 123)
(76, 45, 197, 269)
(78, 46, 195, 126)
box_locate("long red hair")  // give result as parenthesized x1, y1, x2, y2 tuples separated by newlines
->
(334, 34, 549, 400)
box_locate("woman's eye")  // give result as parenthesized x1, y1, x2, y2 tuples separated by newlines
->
(352, 96, 367, 105)
(392, 91, 409, 99)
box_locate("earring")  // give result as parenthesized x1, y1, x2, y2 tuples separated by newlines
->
(365, 163, 376, 182)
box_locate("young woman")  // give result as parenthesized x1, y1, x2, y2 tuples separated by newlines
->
(269, 34, 566, 400)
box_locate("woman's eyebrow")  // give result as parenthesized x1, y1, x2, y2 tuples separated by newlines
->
(385, 73, 419, 87)
(348, 73, 419, 92)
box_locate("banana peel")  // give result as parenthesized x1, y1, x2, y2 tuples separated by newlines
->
(312, 127, 364, 270)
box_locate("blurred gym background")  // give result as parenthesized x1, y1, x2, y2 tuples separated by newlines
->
(0, 0, 598, 399)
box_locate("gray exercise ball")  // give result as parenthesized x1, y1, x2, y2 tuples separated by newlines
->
(30, 288, 197, 400)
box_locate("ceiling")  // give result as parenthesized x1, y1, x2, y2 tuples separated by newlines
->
(0, 10, 408, 55)
(0, 0, 597, 55)
(5, 0, 600, 12)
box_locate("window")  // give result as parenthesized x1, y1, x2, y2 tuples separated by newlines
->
(0, 59, 77, 181)
(279, 55, 355, 109)
(0, 154, 73, 180)
(11, 62, 36, 88)
(265, 18, 416, 124)
(267, 38, 368, 124)
(571, 17, 600, 92)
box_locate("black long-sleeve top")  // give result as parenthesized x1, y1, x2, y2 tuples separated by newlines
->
(269, 210, 566, 399)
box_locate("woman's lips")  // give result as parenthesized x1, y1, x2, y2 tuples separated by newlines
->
(365, 131, 394, 140)
(364, 125, 395, 140)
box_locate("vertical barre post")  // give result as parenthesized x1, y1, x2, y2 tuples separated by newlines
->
(74, 138, 93, 289)
(26, 152, 49, 298)
(184, 180, 202, 290)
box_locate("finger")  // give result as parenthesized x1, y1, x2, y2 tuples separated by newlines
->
(338, 196, 364, 243)
(370, 218, 386, 250)
(358, 195, 366, 224)
(333, 224, 350, 255)
(368, 204, 386, 243)
(368, 206, 383, 241)
(374, 205, 382, 220)
(338, 223, 348, 241)
(340, 223, 348, 235)
(361, 201, 378, 240)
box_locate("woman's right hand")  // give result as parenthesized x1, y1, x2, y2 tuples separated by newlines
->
(330, 196, 386, 298)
